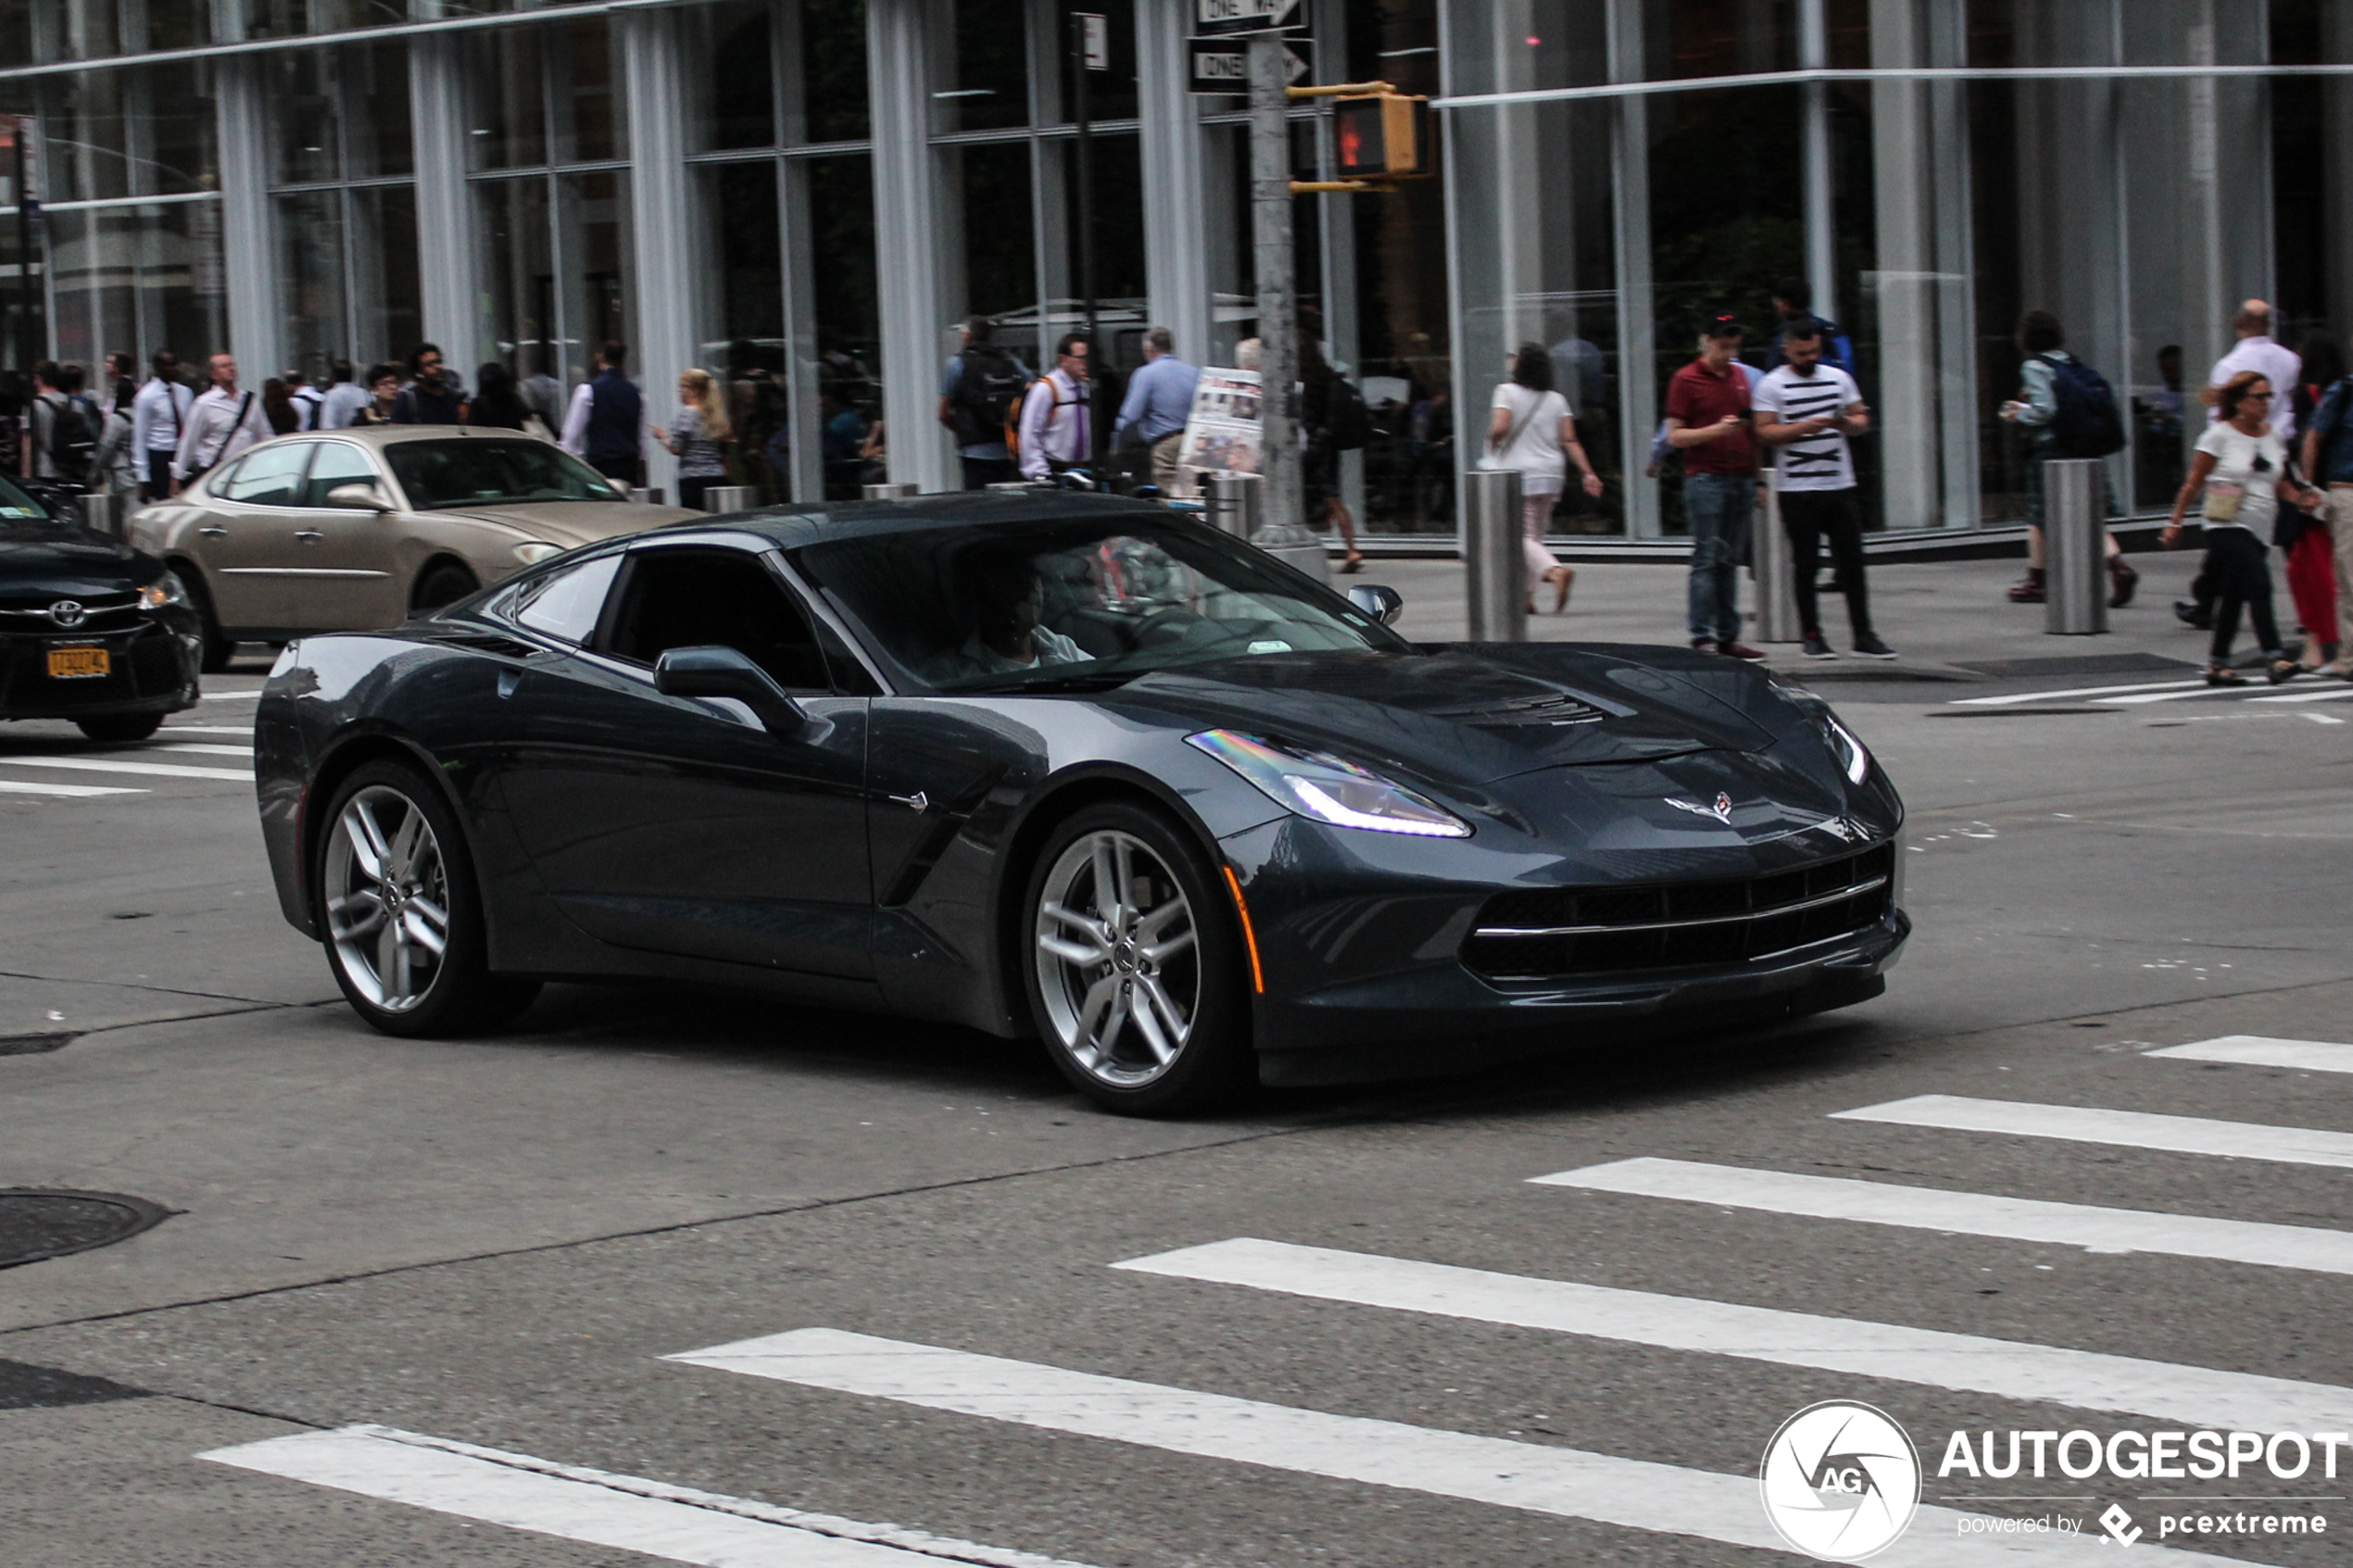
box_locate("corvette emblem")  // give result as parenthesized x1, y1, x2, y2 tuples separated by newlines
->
(1666, 791, 1736, 825)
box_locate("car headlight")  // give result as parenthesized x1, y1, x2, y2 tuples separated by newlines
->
(1188, 729, 1471, 838)
(511, 541, 565, 565)
(138, 575, 189, 609)
(1824, 714, 1871, 785)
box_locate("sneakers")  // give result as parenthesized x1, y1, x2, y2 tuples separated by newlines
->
(1691, 637, 1718, 654)
(2007, 569, 2045, 604)
(2173, 599, 2213, 630)
(1852, 633, 1898, 659)
(1718, 641, 1768, 662)
(1801, 633, 1839, 659)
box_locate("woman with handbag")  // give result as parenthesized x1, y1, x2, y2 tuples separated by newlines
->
(2163, 371, 2324, 685)
(1485, 343, 1604, 614)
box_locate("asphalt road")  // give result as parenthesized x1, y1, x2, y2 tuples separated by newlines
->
(4, 624, 2350, 1568)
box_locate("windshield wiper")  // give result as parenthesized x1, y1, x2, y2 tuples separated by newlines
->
(954, 670, 1139, 696)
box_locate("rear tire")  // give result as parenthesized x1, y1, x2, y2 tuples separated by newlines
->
(75, 713, 164, 743)
(316, 759, 540, 1037)
(411, 561, 479, 615)
(174, 568, 233, 673)
(1021, 801, 1252, 1116)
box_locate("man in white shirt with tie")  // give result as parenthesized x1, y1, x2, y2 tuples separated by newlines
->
(1017, 333, 1091, 482)
(171, 353, 272, 492)
(130, 350, 195, 500)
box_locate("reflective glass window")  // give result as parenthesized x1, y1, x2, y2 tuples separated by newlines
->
(221, 442, 314, 507)
(300, 441, 382, 508)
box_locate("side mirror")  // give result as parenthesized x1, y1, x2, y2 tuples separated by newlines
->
(653, 645, 806, 733)
(1347, 583, 1404, 627)
(326, 483, 393, 511)
(607, 477, 633, 499)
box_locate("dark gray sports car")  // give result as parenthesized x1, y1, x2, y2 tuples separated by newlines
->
(255, 494, 1906, 1112)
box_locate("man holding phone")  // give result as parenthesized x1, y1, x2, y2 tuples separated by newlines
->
(1664, 313, 1765, 659)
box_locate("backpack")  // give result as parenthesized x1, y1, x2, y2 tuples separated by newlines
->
(950, 345, 1030, 448)
(1321, 376, 1371, 452)
(2038, 354, 2126, 458)
(44, 393, 99, 485)
(1004, 373, 1082, 460)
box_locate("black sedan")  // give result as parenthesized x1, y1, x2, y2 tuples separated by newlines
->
(255, 494, 1906, 1113)
(1, 474, 203, 742)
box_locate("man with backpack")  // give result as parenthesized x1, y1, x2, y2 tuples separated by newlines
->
(2301, 364, 2353, 677)
(1015, 333, 1091, 483)
(21, 361, 101, 491)
(938, 315, 1031, 489)
(1998, 309, 2134, 608)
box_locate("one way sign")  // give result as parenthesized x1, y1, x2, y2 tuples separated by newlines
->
(1188, 35, 1313, 94)
(1194, 0, 1309, 36)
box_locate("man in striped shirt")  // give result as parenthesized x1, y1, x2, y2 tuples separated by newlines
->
(1752, 323, 1895, 659)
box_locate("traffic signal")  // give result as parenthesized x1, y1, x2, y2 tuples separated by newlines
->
(1331, 91, 1430, 180)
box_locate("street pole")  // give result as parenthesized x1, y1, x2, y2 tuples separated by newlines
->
(1248, 31, 1301, 533)
(1071, 13, 1099, 474)
(11, 121, 31, 372)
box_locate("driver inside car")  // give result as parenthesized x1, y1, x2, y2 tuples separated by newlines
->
(934, 545, 1088, 681)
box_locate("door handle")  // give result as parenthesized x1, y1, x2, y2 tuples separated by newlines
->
(197, 526, 227, 537)
(293, 529, 324, 541)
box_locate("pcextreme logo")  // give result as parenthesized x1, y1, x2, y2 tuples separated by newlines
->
(1759, 1400, 1923, 1561)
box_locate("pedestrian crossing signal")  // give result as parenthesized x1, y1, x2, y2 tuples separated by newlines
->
(1331, 92, 1429, 179)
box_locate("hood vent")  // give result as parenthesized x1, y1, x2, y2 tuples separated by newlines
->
(1421, 690, 1604, 729)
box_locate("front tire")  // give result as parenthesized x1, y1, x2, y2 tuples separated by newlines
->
(173, 568, 233, 673)
(1022, 802, 1252, 1115)
(411, 561, 479, 614)
(317, 760, 540, 1036)
(76, 713, 164, 743)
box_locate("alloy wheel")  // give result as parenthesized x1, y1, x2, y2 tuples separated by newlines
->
(323, 784, 452, 1013)
(1033, 829, 1202, 1089)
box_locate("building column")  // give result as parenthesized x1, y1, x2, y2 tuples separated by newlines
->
(868, 0, 953, 494)
(1797, 0, 1835, 323)
(1606, 0, 1660, 539)
(409, 32, 475, 366)
(215, 54, 278, 380)
(1869, 0, 1944, 531)
(622, 6, 692, 501)
(1136, 0, 1212, 365)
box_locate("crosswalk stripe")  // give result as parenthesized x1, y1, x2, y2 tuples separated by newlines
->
(1115, 1237, 2353, 1432)
(0, 755, 252, 782)
(2147, 1035, 2353, 1073)
(199, 689, 261, 701)
(159, 724, 254, 735)
(1531, 1158, 2353, 1274)
(669, 1328, 2258, 1565)
(2097, 685, 2265, 706)
(155, 742, 255, 758)
(203, 1424, 1101, 1568)
(2246, 684, 2353, 703)
(1949, 679, 2206, 706)
(1830, 1095, 2353, 1170)
(0, 777, 145, 797)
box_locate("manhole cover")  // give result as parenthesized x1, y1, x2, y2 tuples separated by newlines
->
(0, 1189, 170, 1268)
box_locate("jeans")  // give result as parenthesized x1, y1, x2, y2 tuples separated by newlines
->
(2205, 525, 2281, 662)
(677, 475, 717, 513)
(1684, 472, 1752, 643)
(961, 456, 1017, 490)
(1779, 488, 1874, 641)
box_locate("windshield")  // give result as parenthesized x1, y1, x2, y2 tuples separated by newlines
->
(0, 472, 69, 535)
(793, 513, 1412, 694)
(384, 439, 623, 510)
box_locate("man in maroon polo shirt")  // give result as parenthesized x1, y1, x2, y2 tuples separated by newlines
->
(1664, 314, 1765, 659)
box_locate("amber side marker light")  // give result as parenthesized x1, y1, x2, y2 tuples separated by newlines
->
(1221, 865, 1266, 994)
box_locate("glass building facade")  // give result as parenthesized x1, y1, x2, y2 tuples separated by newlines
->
(3, 0, 2347, 540)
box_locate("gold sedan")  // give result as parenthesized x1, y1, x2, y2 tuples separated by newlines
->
(127, 425, 699, 670)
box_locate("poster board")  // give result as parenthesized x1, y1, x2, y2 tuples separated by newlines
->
(1168, 368, 1262, 498)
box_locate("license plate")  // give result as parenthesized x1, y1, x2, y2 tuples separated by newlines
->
(46, 646, 110, 679)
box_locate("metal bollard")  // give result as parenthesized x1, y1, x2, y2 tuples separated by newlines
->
(862, 482, 918, 500)
(1751, 476, 1802, 643)
(701, 484, 756, 514)
(2043, 458, 2108, 635)
(79, 490, 128, 538)
(1462, 469, 1526, 643)
(629, 486, 666, 506)
(1204, 471, 1263, 540)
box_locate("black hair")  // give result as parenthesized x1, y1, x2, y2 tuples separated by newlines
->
(409, 342, 443, 374)
(363, 362, 401, 390)
(2019, 310, 2065, 355)
(600, 340, 629, 369)
(1781, 320, 1823, 345)
(1774, 276, 1811, 311)
(1054, 332, 1089, 361)
(964, 315, 994, 345)
(470, 362, 530, 430)
(1509, 342, 1555, 392)
(2300, 331, 2345, 390)
(329, 358, 354, 384)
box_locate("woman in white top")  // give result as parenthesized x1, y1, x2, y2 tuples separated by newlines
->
(2163, 371, 2323, 685)
(1485, 345, 1604, 614)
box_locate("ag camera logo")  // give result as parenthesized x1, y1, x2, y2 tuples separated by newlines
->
(1760, 1400, 1923, 1561)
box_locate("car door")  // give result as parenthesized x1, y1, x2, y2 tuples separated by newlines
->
(286, 437, 409, 628)
(497, 539, 875, 980)
(195, 440, 319, 631)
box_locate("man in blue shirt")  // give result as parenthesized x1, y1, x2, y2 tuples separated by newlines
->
(1112, 326, 1200, 490)
(2302, 370, 2353, 673)
(937, 316, 1030, 490)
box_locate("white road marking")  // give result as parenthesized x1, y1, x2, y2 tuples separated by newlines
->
(1114, 1237, 2353, 1432)
(2097, 684, 2266, 706)
(2247, 684, 2353, 703)
(157, 724, 255, 736)
(1830, 1094, 2353, 1170)
(203, 1424, 1100, 1568)
(1949, 679, 2206, 706)
(155, 743, 255, 758)
(199, 688, 262, 701)
(2148, 1035, 2353, 1073)
(0, 777, 145, 797)
(669, 1328, 2259, 1565)
(1532, 1158, 2353, 1274)
(0, 755, 252, 782)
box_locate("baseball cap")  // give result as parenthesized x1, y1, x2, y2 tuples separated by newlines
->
(1704, 312, 1745, 339)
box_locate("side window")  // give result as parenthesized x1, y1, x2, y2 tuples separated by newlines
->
(220, 443, 313, 507)
(509, 553, 623, 645)
(300, 442, 383, 508)
(604, 548, 830, 691)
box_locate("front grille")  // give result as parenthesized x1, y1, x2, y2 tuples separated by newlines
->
(1464, 843, 1894, 980)
(0, 592, 144, 633)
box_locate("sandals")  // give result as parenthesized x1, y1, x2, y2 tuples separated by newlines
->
(2205, 665, 2246, 687)
(2267, 659, 2303, 686)
(1553, 566, 1575, 615)
(1340, 553, 1365, 575)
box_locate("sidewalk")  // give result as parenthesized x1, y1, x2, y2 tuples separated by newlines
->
(1356, 549, 2239, 684)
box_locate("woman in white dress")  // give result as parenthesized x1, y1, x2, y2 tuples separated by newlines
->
(2163, 370, 2324, 685)
(1485, 344, 1604, 614)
